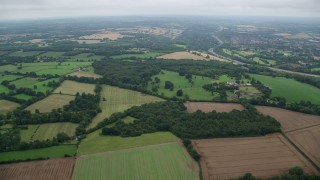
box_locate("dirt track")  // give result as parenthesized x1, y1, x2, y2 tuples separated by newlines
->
(193, 134, 318, 180)
(185, 102, 244, 113)
(256, 106, 320, 132)
(0, 158, 75, 180)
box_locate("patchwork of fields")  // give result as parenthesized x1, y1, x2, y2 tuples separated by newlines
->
(73, 143, 199, 180)
(193, 134, 318, 180)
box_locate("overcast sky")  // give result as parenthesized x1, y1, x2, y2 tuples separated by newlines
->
(0, 0, 320, 20)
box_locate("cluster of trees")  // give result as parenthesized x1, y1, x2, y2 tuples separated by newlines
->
(101, 102, 281, 139)
(182, 139, 200, 161)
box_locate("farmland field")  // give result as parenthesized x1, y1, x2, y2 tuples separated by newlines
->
(32, 123, 78, 141)
(0, 64, 18, 73)
(111, 52, 164, 59)
(9, 51, 43, 57)
(193, 134, 318, 180)
(88, 85, 163, 129)
(157, 51, 205, 60)
(68, 70, 102, 79)
(0, 100, 19, 114)
(0, 158, 75, 180)
(0, 84, 9, 94)
(0, 74, 22, 82)
(69, 53, 104, 61)
(184, 102, 244, 113)
(286, 125, 320, 168)
(0, 145, 77, 162)
(78, 131, 179, 155)
(53, 80, 95, 95)
(26, 94, 75, 113)
(250, 74, 320, 104)
(79, 33, 124, 40)
(10, 77, 60, 93)
(73, 143, 199, 180)
(20, 125, 39, 142)
(148, 70, 218, 100)
(13, 93, 33, 100)
(40, 51, 65, 57)
(256, 106, 320, 132)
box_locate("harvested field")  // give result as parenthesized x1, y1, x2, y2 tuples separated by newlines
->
(53, 80, 95, 95)
(157, 51, 205, 60)
(0, 158, 75, 180)
(184, 102, 244, 113)
(26, 94, 75, 113)
(287, 125, 320, 168)
(32, 123, 78, 141)
(256, 106, 320, 132)
(68, 71, 102, 79)
(193, 134, 318, 180)
(73, 143, 199, 180)
(0, 100, 19, 113)
(79, 33, 124, 40)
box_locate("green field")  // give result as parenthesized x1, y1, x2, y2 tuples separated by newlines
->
(20, 125, 39, 142)
(0, 65, 18, 73)
(13, 93, 33, 100)
(9, 51, 43, 57)
(0, 145, 77, 162)
(111, 52, 164, 59)
(250, 74, 320, 104)
(40, 51, 66, 57)
(174, 44, 187, 49)
(33, 123, 77, 141)
(0, 84, 10, 94)
(311, 67, 320, 72)
(78, 131, 179, 155)
(0, 74, 22, 83)
(69, 53, 104, 61)
(88, 85, 163, 129)
(10, 77, 60, 93)
(73, 143, 199, 180)
(148, 70, 218, 100)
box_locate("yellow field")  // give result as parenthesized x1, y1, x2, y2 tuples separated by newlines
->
(79, 33, 124, 40)
(53, 80, 95, 95)
(0, 100, 20, 113)
(157, 51, 205, 60)
(87, 85, 163, 129)
(68, 71, 102, 79)
(25, 94, 75, 113)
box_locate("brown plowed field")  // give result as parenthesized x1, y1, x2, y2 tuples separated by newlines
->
(287, 125, 320, 168)
(185, 102, 244, 113)
(0, 158, 75, 180)
(256, 106, 320, 132)
(157, 51, 205, 60)
(193, 134, 318, 180)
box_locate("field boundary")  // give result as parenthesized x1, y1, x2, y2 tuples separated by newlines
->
(284, 124, 320, 133)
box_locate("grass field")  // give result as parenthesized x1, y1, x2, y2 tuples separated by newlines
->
(78, 131, 179, 155)
(26, 94, 75, 113)
(32, 123, 78, 141)
(69, 53, 104, 61)
(73, 143, 199, 180)
(40, 51, 65, 57)
(148, 70, 218, 100)
(0, 74, 22, 82)
(20, 125, 39, 142)
(0, 158, 75, 180)
(250, 74, 320, 104)
(13, 93, 33, 100)
(0, 145, 77, 162)
(53, 80, 95, 95)
(0, 100, 20, 114)
(157, 51, 205, 60)
(9, 51, 43, 57)
(0, 64, 18, 73)
(10, 77, 60, 94)
(111, 52, 164, 59)
(0, 84, 9, 94)
(88, 85, 163, 129)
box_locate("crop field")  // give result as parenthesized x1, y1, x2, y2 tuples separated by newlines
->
(184, 102, 244, 113)
(79, 32, 124, 40)
(88, 85, 163, 129)
(256, 106, 320, 132)
(31, 123, 78, 141)
(148, 70, 218, 100)
(9, 51, 43, 57)
(53, 80, 95, 95)
(157, 51, 205, 60)
(0, 158, 75, 180)
(0, 145, 77, 162)
(193, 134, 318, 180)
(68, 71, 102, 79)
(286, 125, 320, 168)
(69, 53, 104, 61)
(250, 74, 320, 104)
(0, 64, 18, 73)
(10, 77, 60, 93)
(74, 39, 103, 44)
(19, 125, 39, 142)
(0, 74, 22, 82)
(73, 143, 199, 180)
(111, 52, 164, 59)
(78, 131, 179, 155)
(0, 100, 19, 114)
(26, 94, 75, 113)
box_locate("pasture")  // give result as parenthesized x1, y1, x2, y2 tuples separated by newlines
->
(9, 51, 43, 57)
(0, 84, 9, 94)
(256, 106, 320, 132)
(32, 123, 78, 141)
(193, 134, 318, 180)
(0, 100, 20, 114)
(68, 70, 102, 79)
(69, 53, 104, 61)
(148, 70, 218, 100)
(250, 74, 320, 104)
(40, 51, 65, 57)
(0, 158, 75, 180)
(0, 74, 22, 82)
(20, 125, 39, 142)
(73, 143, 199, 180)
(111, 52, 164, 59)
(0, 64, 17, 73)
(0, 145, 77, 162)
(88, 85, 163, 129)
(11, 77, 60, 94)
(26, 94, 75, 113)
(53, 80, 96, 95)
(13, 93, 33, 100)
(157, 51, 205, 60)
(286, 125, 320, 168)
(78, 131, 179, 155)
(184, 102, 244, 113)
